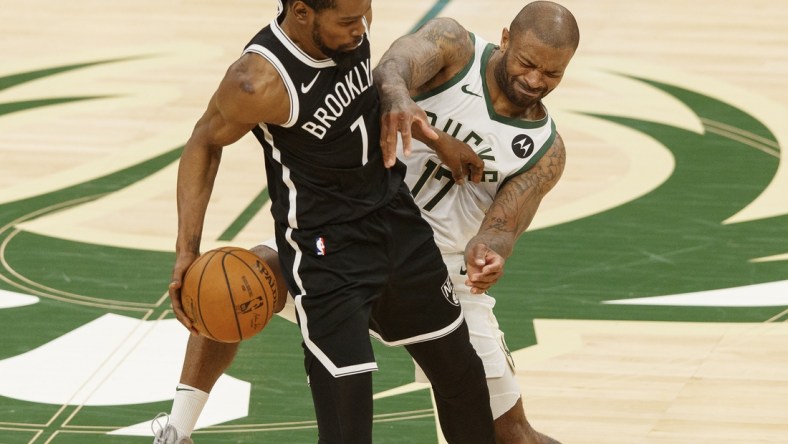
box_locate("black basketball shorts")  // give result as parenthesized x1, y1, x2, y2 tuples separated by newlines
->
(275, 185, 463, 377)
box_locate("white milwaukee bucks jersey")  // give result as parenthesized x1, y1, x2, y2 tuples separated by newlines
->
(401, 34, 557, 256)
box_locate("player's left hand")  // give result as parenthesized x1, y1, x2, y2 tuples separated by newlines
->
(169, 250, 200, 334)
(464, 242, 504, 294)
(379, 94, 438, 168)
(433, 136, 484, 184)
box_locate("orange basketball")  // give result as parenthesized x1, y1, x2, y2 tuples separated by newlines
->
(181, 246, 279, 343)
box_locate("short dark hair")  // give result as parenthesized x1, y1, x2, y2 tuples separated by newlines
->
(282, 0, 336, 13)
(511, 1, 580, 51)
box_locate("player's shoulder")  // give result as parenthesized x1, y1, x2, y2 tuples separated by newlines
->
(415, 17, 475, 87)
(225, 52, 284, 97)
(417, 17, 473, 54)
(550, 131, 566, 159)
(216, 52, 290, 125)
(540, 131, 567, 177)
(418, 17, 468, 37)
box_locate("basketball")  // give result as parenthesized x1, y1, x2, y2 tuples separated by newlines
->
(181, 246, 279, 343)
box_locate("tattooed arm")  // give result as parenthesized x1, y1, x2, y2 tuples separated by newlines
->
(373, 18, 475, 166)
(464, 134, 567, 293)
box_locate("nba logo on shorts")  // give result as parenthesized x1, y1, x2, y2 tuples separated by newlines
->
(315, 237, 326, 256)
(441, 276, 459, 306)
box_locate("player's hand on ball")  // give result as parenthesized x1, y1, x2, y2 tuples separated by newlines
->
(170, 250, 200, 333)
(180, 247, 278, 343)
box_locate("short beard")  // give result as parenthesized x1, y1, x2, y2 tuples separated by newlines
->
(494, 51, 520, 105)
(312, 25, 365, 70)
(331, 46, 364, 70)
(494, 50, 542, 107)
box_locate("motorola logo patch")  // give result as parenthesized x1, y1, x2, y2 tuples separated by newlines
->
(511, 134, 535, 158)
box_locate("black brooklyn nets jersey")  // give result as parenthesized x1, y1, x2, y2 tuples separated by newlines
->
(246, 19, 404, 230)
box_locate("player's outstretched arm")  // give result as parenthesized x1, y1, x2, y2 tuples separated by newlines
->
(171, 54, 290, 330)
(464, 134, 566, 294)
(374, 17, 474, 166)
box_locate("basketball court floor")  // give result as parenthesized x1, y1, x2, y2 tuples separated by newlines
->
(1, 0, 787, 442)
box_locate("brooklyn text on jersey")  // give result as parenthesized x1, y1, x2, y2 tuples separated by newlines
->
(302, 59, 374, 139)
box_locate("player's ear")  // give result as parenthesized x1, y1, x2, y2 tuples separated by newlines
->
(290, 1, 311, 23)
(499, 28, 510, 51)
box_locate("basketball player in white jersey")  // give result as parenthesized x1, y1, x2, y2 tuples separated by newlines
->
(154, 1, 577, 443)
(374, 2, 578, 443)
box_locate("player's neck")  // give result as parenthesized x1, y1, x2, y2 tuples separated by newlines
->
(279, 16, 329, 61)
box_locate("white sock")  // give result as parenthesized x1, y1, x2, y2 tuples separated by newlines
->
(169, 384, 209, 437)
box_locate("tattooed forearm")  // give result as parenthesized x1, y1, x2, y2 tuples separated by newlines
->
(473, 135, 566, 258)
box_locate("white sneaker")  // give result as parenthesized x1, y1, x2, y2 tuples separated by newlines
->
(151, 413, 194, 444)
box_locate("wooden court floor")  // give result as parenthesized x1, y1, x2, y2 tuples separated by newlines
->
(0, 0, 787, 443)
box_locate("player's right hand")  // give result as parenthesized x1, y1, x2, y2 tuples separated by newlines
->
(169, 251, 199, 333)
(464, 242, 505, 294)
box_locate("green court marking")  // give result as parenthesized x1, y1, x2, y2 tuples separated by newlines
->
(0, 97, 112, 117)
(410, 0, 452, 32)
(496, 75, 786, 350)
(2, 9, 785, 442)
(0, 59, 137, 92)
(218, 186, 269, 241)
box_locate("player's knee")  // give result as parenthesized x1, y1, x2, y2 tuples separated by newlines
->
(250, 243, 289, 313)
(426, 335, 486, 397)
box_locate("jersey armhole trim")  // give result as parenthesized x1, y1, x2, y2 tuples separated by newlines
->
(244, 44, 299, 128)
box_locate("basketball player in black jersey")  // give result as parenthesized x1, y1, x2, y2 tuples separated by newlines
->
(154, 1, 494, 443)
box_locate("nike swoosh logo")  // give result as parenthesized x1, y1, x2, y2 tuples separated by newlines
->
(461, 84, 481, 98)
(460, 266, 467, 276)
(176, 387, 195, 392)
(300, 72, 321, 94)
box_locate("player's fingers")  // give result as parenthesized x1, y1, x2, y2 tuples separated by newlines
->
(399, 115, 414, 158)
(174, 308, 195, 332)
(469, 158, 484, 183)
(467, 282, 493, 295)
(167, 280, 181, 306)
(465, 273, 501, 294)
(452, 164, 466, 185)
(379, 115, 398, 167)
(481, 259, 504, 275)
(415, 117, 438, 141)
(468, 269, 502, 283)
(383, 145, 396, 168)
(172, 307, 193, 330)
(466, 266, 503, 288)
(473, 246, 488, 266)
(168, 280, 194, 330)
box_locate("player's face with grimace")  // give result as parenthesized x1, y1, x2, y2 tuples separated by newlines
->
(495, 28, 575, 107)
